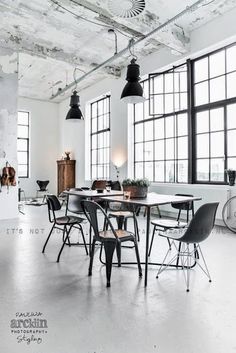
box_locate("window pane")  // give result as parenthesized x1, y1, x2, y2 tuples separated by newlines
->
(144, 121, 153, 141)
(195, 81, 209, 106)
(166, 161, 175, 182)
(180, 93, 187, 110)
(174, 73, 179, 92)
(194, 57, 208, 83)
(210, 76, 225, 102)
(135, 143, 143, 161)
(210, 132, 224, 157)
(174, 93, 180, 111)
(210, 159, 224, 182)
(144, 142, 153, 161)
(197, 159, 209, 181)
(227, 103, 236, 129)
(196, 111, 209, 133)
(144, 162, 153, 181)
(18, 125, 28, 138)
(134, 103, 143, 122)
(92, 103, 97, 118)
(18, 112, 29, 125)
(18, 165, 28, 177)
(155, 119, 164, 139)
(165, 116, 174, 138)
(227, 72, 236, 99)
(92, 118, 97, 132)
(164, 94, 174, 114)
(209, 51, 225, 78)
(228, 157, 236, 169)
(98, 100, 103, 116)
(164, 73, 173, 93)
(91, 150, 97, 164)
(178, 137, 188, 159)
(177, 113, 187, 136)
(197, 134, 209, 158)
(155, 162, 164, 182)
(153, 75, 163, 94)
(177, 160, 188, 183)
(166, 139, 174, 160)
(180, 71, 187, 92)
(155, 140, 164, 160)
(135, 124, 143, 142)
(227, 130, 236, 157)
(153, 95, 164, 115)
(226, 45, 236, 72)
(17, 139, 27, 151)
(210, 108, 224, 131)
(17, 151, 27, 164)
(135, 162, 143, 178)
(144, 100, 150, 120)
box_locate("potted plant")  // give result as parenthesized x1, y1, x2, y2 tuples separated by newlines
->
(226, 169, 236, 186)
(122, 178, 150, 198)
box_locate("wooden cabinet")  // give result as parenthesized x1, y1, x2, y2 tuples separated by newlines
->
(57, 160, 76, 195)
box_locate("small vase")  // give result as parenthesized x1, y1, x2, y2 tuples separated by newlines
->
(227, 171, 236, 186)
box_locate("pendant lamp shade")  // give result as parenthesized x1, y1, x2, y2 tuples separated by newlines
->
(121, 58, 145, 103)
(66, 91, 83, 120)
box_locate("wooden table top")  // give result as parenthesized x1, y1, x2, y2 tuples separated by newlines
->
(63, 189, 124, 198)
(102, 192, 202, 207)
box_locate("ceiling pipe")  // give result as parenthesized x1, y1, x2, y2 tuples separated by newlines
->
(51, 0, 209, 100)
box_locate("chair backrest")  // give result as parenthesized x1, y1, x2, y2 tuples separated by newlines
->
(46, 195, 61, 223)
(91, 180, 107, 190)
(179, 202, 219, 244)
(171, 194, 194, 211)
(37, 180, 49, 191)
(66, 188, 85, 214)
(82, 200, 117, 240)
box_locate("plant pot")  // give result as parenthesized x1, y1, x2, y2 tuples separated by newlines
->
(227, 171, 236, 186)
(123, 185, 148, 198)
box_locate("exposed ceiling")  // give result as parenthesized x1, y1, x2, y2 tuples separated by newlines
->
(0, 0, 236, 102)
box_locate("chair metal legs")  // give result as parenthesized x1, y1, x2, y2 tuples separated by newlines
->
(156, 241, 212, 292)
(134, 239, 142, 277)
(57, 225, 73, 263)
(104, 241, 116, 287)
(148, 225, 172, 257)
(42, 223, 55, 253)
(88, 239, 96, 276)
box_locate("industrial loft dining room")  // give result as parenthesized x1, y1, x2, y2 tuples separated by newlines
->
(1, 1, 236, 352)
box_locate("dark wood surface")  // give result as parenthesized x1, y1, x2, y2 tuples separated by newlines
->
(57, 160, 76, 195)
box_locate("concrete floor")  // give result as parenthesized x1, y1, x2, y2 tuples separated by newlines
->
(0, 204, 235, 353)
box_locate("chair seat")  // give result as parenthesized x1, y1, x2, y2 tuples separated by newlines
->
(55, 215, 84, 225)
(98, 229, 134, 241)
(108, 211, 133, 218)
(151, 218, 187, 229)
(159, 227, 187, 240)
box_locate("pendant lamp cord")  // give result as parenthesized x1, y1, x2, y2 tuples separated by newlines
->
(128, 38, 137, 61)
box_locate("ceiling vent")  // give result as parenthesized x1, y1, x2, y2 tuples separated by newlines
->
(108, 0, 145, 18)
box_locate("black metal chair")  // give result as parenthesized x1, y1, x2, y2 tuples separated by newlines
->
(156, 202, 219, 292)
(42, 195, 85, 262)
(149, 193, 195, 256)
(65, 188, 89, 255)
(81, 200, 142, 287)
(36, 180, 49, 202)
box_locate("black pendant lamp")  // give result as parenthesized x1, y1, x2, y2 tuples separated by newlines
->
(66, 91, 83, 120)
(121, 58, 145, 104)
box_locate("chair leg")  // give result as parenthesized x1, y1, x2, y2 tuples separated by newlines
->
(42, 223, 55, 253)
(88, 239, 96, 276)
(57, 225, 73, 263)
(148, 225, 156, 257)
(104, 241, 116, 287)
(78, 223, 88, 255)
(116, 242, 121, 267)
(176, 242, 182, 267)
(133, 215, 140, 242)
(167, 237, 172, 250)
(89, 224, 92, 255)
(196, 245, 212, 282)
(134, 240, 142, 277)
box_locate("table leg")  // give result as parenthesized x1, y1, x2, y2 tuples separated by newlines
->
(144, 206, 150, 287)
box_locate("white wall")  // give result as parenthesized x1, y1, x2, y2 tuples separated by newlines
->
(18, 97, 59, 197)
(0, 48, 18, 219)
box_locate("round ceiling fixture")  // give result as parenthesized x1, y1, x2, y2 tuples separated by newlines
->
(108, 0, 145, 18)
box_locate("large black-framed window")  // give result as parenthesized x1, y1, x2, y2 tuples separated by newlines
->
(90, 95, 110, 179)
(133, 64, 188, 183)
(193, 42, 236, 184)
(132, 41, 236, 184)
(17, 111, 29, 178)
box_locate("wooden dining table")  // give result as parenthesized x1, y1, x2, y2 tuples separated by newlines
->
(103, 192, 202, 287)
